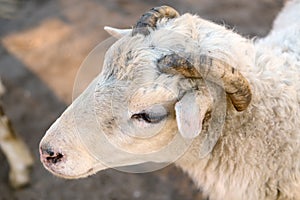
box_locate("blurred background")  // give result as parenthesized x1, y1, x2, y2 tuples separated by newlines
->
(0, 0, 283, 199)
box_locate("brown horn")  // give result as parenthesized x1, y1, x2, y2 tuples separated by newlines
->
(157, 54, 252, 111)
(132, 6, 180, 36)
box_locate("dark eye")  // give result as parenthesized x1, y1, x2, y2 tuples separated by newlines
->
(131, 112, 167, 124)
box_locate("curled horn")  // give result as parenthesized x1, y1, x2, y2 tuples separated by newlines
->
(132, 6, 180, 36)
(158, 54, 252, 111)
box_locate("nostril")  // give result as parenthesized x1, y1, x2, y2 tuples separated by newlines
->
(40, 144, 64, 164)
(48, 150, 54, 157)
(46, 153, 64, 164)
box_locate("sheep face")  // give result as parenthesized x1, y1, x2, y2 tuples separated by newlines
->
(40, 7, 251, 178)
(39, 31, 218, 178)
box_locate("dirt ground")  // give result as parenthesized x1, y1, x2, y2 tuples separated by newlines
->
(0, 0, 283, 199)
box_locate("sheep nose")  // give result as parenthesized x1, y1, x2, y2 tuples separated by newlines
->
(40, 144, 64, 164)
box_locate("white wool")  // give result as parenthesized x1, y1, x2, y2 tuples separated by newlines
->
(40, 1, 300, 199)
(171, 2, 300, 199)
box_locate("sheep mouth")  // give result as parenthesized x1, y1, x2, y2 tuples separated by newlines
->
(43, 163, 106, 179)
(52, 168, 95, 179)
(42, 165, 94, 179)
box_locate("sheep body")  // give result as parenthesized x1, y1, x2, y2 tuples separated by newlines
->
(172, 2, 300, 199)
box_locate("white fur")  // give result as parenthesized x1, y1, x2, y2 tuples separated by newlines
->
(40, 1, 300, 199)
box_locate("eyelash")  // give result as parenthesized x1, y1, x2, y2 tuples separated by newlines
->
(131, 112, 167, 124)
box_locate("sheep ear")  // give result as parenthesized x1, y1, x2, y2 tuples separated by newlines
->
(175, 89, 225, 158)
(175, 91, 211, 139)
(104, 26, 132, 39)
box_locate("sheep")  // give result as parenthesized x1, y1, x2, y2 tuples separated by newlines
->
(39, 1, 300, 200)
(0, 79, 34, 188)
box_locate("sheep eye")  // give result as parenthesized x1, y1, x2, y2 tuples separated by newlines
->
(131, 112, 167, 124)
(130, 104, 168, 124)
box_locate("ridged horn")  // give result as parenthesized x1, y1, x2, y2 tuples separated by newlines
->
(132, 6, 180, 36)
(157, 54, 252, 111)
